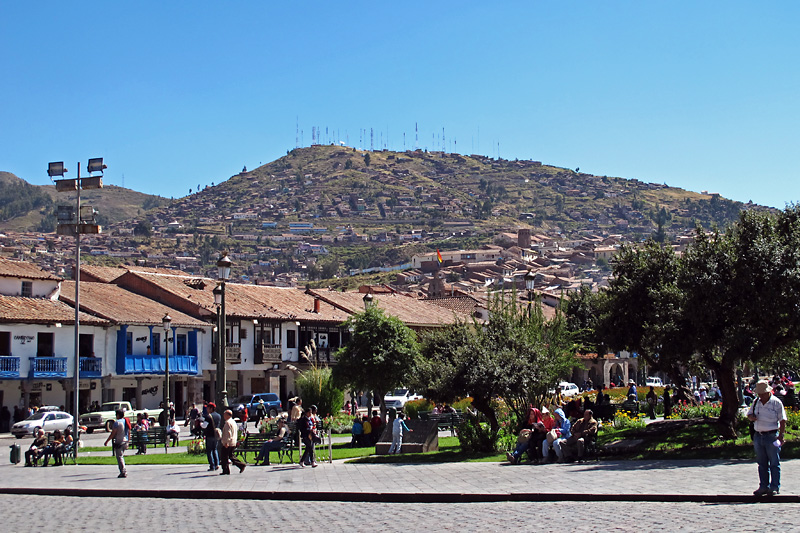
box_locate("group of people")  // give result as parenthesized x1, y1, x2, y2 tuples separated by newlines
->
(24, 426, 74, 467)
(350, 411, 384, 447)
(506, 404, 598, 465)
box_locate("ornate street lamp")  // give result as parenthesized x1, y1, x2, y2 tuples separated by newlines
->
(362, 292, 374, 311)
(524, 269, 536, 316)
(162, 313, 172, 420)
(215, 254, 232, 408)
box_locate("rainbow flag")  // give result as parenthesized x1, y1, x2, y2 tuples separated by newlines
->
(437, 249, 443, 264)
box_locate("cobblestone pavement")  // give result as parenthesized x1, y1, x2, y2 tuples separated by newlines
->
(1, 458, 798, 498)
(0, 494, 795, 532)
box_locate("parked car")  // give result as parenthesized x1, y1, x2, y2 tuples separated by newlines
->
(559, 382, 580, 397)
(645, 377, 664, 387)
(233, 393, 282, 420)
(11, 410, 74, 438)
(383, 388, 423, 410)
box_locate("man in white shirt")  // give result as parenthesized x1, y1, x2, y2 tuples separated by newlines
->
(219, 409, 246, 475)
(747, 380, 787, 496)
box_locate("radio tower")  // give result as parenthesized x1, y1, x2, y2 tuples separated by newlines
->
(370, 128, 374, 151)
(442, 127, 446, 153)
(415, 122, 419, 149)
(312, 126, 316, 145)
(296, 116, 299, 148)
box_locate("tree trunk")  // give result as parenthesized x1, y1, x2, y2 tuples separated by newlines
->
(472, 396, 499, 435)
(375, 388, 387, 426)
(716, 363, 739, 439)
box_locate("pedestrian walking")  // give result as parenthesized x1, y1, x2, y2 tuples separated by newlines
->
(646, 386, 657, 420)
(388, 412, 412, 454)
(219, 409, 246, 475)
(203, 402, 221, 471)
(747, 380, 787, 496)
(298, 407, 318, 467)
(104, 409, 130, 478)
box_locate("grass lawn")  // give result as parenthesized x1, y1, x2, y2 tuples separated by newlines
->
(597, 417, 800, 461)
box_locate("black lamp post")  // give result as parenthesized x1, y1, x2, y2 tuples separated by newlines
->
(524, 270, 536, 315)
(162, 313, 172, 421)
(215, 254, 232, 408)
(48, 157, 105, 460)
(362, 293, 374, 311)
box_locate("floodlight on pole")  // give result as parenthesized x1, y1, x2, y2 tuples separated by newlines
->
(49, 156, 106, 462)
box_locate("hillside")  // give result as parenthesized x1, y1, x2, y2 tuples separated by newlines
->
(0, 171, 168, 232)
(157, 145, 763, 240)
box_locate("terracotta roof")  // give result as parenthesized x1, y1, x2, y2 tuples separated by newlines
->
(423, 296, 482, 317)
(0, 295, 108, 325)
(0, 258, 61, 281)
(119, 271, 349, 324)
(307, 289, 471, 327)
(80, 265, 192, 283)
(60, 281, 208, 328)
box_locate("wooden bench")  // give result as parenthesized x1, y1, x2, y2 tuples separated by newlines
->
(129, 427, 169, 453)
(235, 423, 297, 464)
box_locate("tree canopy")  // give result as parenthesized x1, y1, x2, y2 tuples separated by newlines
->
(570, 206, 800, 436)
(332, 306, 421, 418)
(414, 292, 576, 449)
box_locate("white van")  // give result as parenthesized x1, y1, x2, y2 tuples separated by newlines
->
(645, 377, 664, 387)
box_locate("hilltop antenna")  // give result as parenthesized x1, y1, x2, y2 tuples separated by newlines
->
(296, 116, 299, 148)
(326, 126, 329, 145)
(121, 173, 125, 189)
(403, 132, 406, 149)
(370, 128, 374, 151)
(301, 129, 304, 146)
(442, 127, 446, 153)
(312, 126, 316, 145)
(415, 122, 419, 149)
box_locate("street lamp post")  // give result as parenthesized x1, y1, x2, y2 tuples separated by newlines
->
(362, 293, 374, 311)
(215, 254, 232, 408)
(524, 270, 536, 316)
(162, 314, 172, 422)
(48, 158, 105, 460)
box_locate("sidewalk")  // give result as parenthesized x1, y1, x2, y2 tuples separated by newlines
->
(1, 458, 798, 503)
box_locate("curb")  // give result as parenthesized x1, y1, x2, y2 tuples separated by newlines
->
(0, 487, 797, 504)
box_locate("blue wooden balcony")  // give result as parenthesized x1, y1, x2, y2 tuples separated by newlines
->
(29, 357, 68, 378)
(79, 357, 102, 378)
(120, 355, 198, 375)
(0, 356, 20, 378)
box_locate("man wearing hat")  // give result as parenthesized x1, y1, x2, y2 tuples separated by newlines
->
(747, 380, 787, 496)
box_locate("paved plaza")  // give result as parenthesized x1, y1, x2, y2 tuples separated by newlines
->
(1, 456, 799, 500)
(1, 454, 798, 531)
(0, 494, 795, 532)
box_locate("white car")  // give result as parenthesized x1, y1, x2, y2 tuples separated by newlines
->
(645, 377, 664, 387)
(383, 388, 423, 410)
(559, 382, 580, 397)
(11, 410, 74, 438)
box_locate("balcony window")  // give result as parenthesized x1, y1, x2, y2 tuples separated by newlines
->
(79, 333, 94, 358)
(0, 331, 9, 356)
(126, 332, 133, 354)
(37, 332, 54, 357)
(176, 334, 187, 356)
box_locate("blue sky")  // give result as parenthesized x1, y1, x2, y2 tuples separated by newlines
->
(2, 2, 798, 208)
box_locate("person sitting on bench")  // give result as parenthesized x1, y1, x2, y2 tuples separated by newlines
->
(254, 419, 288, 466)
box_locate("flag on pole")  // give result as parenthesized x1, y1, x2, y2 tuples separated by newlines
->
(437, 249, 443, 265)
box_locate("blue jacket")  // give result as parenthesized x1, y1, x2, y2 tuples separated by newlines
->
(554, 408, 571, 440)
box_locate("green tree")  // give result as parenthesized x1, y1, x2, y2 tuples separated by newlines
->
(133, 219, 152, 237)
(363, 152, 371, 166)
(415, 293, 576, 451)
(332, 306, 421, 420)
